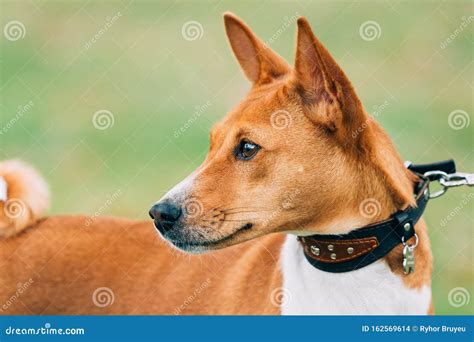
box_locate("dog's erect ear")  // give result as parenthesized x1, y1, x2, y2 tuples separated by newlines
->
(294, 17, 365, 134)
(224, 12, 290, 84)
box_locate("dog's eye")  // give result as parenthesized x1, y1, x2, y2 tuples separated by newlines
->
(235, 140, 260, 160)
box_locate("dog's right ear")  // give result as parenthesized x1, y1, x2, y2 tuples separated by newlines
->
(224, 12, 290, 84)
(294, 17, 366, 136)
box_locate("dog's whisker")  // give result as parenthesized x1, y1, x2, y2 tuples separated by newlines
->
(201, 225, 227, 243)
(221, 207, 271, 213)
(202, 218, 257, 223)
(223, 210, 268, 215)
(202, 219, 222, 223)
(222, 219, 257, 222)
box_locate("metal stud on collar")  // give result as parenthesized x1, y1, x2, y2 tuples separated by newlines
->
(310, 246, 320, 256)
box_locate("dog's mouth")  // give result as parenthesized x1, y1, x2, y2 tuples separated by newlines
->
(166, 223, 254, 253)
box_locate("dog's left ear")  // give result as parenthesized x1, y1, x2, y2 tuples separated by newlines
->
(294, 17, 365, 135)
(224, 12, 290, 84)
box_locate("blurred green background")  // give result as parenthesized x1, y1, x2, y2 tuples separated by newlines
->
(0, 0, 472, 314)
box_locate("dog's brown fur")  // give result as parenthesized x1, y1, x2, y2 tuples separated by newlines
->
(0, 13, 432, 314)
(0, 215, 284, 314)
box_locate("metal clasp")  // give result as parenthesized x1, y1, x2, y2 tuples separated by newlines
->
(423, 171, 474, 199)
(440, 172, 474, 188)
(401, 234, 418, 275)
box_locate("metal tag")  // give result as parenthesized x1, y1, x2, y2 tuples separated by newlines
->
(402, 245, 415, 275)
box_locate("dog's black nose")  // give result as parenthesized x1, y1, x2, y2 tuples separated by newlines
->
(149, 202, 182, 233)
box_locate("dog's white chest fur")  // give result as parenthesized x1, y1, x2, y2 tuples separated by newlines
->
(280, 236, 431, 315)
(0, 177, 7, 201)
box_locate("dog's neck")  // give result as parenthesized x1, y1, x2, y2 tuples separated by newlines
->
(334, 122, 416, 232)
(280, 156, 431, 313)
(280, 235, 432, 314)
(289, 159, 411, 237)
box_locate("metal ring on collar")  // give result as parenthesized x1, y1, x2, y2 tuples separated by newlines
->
(402, 233, 419, 248)
(424, 170, 449, 199)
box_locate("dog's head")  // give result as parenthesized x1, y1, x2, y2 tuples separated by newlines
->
(150, 13, 414, 253)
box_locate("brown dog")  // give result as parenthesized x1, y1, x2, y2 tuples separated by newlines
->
(0, 13, 432, 315)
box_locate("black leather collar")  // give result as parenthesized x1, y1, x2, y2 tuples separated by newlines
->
(298, 161, 457, 273)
